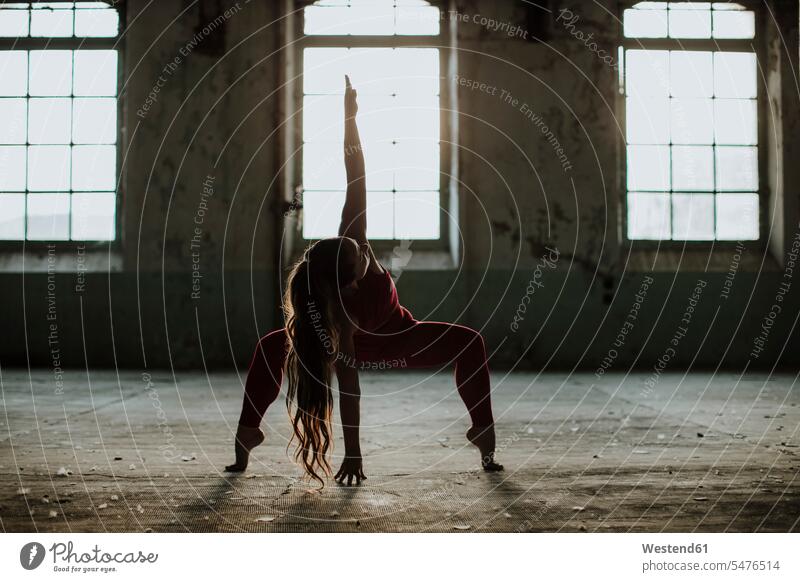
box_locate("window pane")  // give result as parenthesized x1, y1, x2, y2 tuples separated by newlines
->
(31, 6, 74, 37)
(303, 95, 343, 142)
(624, 8, 668, 37)
(713, 10, 754, 39)
(396, 5, 439, 35)
(73, 97, 117, 143)
(302, 141, 345, 191)
(394, 140, 439, 190)
(357, 95, 439, 142)
(672, 193, 714, 239)
(0, 192, 25, 239)
(355, 50, 389, 94)
(0, 146, 26, 190)
(714, 52, 756, 98)
(27, 193, 70, 240)
(304, 5, 394, 36)
(29, 50, 73, 96)
(716, 146, 757, 191)
(0, 7, 29, 37)
(364, 140, 394, 191)
(627, 145, 670, 191)
(357, 95, 400, 142)
(302, 9, 440, 241)
(395, 191, 439, 238)
(0, 51, 28, 96)
(716, 193, 758, 239)
(0, 2, 120, 39)
(0, 6, 120, 242)
(28, 145, 70, 191)
(366, 191, 394, 239)
(714, 99, 757, 145)
(626, 50, 669, 97)
(625, 7, 761, 242)
(670, 98, 713, 144)
(73, 50, 117, 96)
(626, 97, 669, 144)
(305, 47, 439, 97)
(28, 98, 72, 144)
(72, 144, 116, 191)
(305, 1, 439, 36)
(627, 192, 670, 239)
(668, 9, 711, 38)
(387, 94, 439, 141)
(71, 192, 115, 240)
(390, 48, 439, 95)
(74, 7, 119, 37)
(303, 48, 349, 95)
(302, 190, 344, 239)
(672, 145, 713, 191)
(670, 50, 712, 97)
(0, 98, 27, 144)
(304, 6, 350, 35)
(347, 47, 396, 95)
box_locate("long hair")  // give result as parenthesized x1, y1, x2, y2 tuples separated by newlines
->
(284, 237, 357, 486)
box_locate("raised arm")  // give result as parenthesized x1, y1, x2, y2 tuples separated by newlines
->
(338, 75, 367, 243)
(334, 326, 367, 486)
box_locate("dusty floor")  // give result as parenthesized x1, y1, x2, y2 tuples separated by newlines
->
(0, 369, 798, 532)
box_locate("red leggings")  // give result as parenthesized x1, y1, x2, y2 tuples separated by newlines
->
(237, 320, 494, 428)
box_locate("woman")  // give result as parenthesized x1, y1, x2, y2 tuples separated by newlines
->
(225, 76, 503, 485)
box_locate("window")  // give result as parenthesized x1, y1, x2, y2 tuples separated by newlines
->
(299, 0, 443, 240)
(622, 2, 760, 241)
(0, 2, 120, 242)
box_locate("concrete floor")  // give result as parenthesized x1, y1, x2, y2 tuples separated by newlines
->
(0, 369, 798, 532)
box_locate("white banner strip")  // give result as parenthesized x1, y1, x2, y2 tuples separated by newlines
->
(1, 533, 798, 581)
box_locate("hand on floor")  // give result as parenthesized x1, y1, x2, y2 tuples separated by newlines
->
(335, 455, 366, 486)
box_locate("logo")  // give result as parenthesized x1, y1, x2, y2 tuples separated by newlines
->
(20, 542, 46, 570)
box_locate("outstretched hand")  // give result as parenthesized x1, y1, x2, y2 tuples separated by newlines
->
(335, 455, 366, 486)
(344, 74, 358, 119)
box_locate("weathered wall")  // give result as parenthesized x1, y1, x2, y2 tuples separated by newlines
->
(2, 0, 282, 370)
(444, 0, 800, 371)
(1, 0, 798, 372)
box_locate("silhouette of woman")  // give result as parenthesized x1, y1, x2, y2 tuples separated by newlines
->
(225, 75, 503, 485)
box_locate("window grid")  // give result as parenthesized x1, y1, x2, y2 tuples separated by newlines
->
(0, 1, 119, 242)
(625, 51, 759, 238)
(299, 0, 444, 242)
(301, 47, 441, 240)
(623, 2, 756, 40)
(0, 2, 119, 40)
(622, 2, 761, 242)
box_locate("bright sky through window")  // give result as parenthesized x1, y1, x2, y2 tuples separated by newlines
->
(0, 2, 119, 241)
(304, 0, 440, 36)
(301, 0, 441, 240)
(623, 2, 759, 241)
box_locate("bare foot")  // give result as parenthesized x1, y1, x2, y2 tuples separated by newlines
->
(224, 424, 264, 472)
(466, 425, 504, 472)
